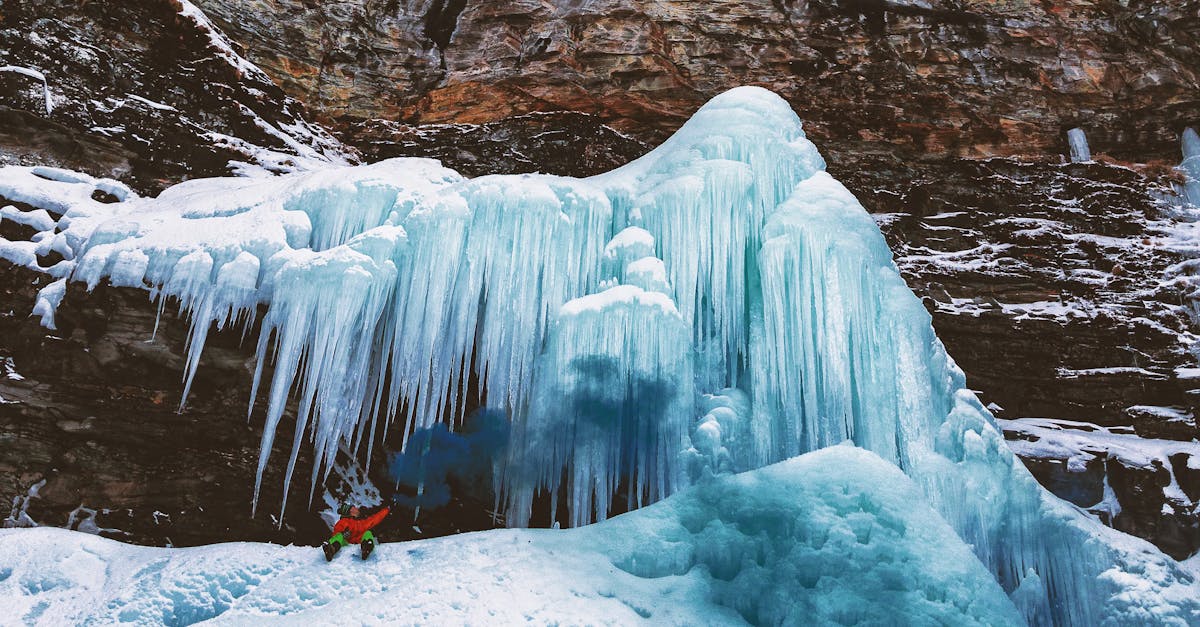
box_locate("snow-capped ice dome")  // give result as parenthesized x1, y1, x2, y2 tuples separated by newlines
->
(1, 87, 1197, 625)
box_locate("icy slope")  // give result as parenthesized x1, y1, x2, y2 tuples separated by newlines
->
(0, 446, 1022, 626)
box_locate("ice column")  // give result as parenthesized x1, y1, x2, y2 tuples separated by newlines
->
(750, 169, 1197, 626)
(593, 86, 826, 392)
(377, 175, 613, 440)
(504, 221, 693, 527)
(1180, 127, 1200, 206)
(503, 285, 693, 528)
(1067, 127, 1091, 163)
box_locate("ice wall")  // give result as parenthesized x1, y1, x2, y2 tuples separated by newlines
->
(2, 88, 1198, 625)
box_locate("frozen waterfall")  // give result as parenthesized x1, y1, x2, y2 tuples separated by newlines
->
(1181, 127, 1200, 206)
(1067, 127, 1091, 163)
(1, 87, 1198, 625)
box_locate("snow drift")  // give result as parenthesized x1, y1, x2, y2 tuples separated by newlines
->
(0, 447, 1024, 626)
(1, 87, 1198, 625)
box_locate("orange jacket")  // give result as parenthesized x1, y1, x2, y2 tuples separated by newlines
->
(333, 507, 390, 543)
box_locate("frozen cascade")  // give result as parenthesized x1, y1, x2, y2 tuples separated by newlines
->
(1181, 127, 1200, 206)
(1067, 127, 1091, 163)
(504, 285, 693, 528)
(1, 87, 1198, 625)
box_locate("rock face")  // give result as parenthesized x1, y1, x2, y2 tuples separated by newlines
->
(1001, 417, 1200, 561)
(840, 153, 1200, 554)
(841, 155, 1200, 558)
(196, 0, 1199, 162)
(0, 249, 328, 547)
(346, 111, 650, 178)
(0, 0, 353, 193)
(845, 157, 1199, 438)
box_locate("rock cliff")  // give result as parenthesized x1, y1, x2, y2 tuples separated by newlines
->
(197, 0, 1198, 162)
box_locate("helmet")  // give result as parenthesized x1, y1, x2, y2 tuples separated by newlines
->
(337, 503, 352, 516)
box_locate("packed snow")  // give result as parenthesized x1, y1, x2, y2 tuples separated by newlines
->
(1, 86, 1198, 625)
(0, 447, 1025, 626)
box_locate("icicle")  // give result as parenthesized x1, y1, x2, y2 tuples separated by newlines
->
(1179, 127, 1200, 206)
(1067, 127, 1091, 163)
(503, 285, 693, 528)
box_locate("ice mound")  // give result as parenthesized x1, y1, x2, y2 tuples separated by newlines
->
(2, 87, 1199, 625)
(0, 447, 1022, 626)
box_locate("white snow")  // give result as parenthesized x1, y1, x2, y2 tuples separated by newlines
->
(0, 205, 56, 232)
(125, 94, 178, 112)
(1127, 405, 1196, 425)
(1, 357, 23, 382)
(174, 0, 273, 83)
(32, 279, 67, 329)
(1000, 417, 1200, 474)
(0, 65, 52, 114)
(0, 447, 1026, 626)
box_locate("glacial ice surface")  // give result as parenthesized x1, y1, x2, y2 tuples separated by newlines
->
(1, 86, 1198, 625)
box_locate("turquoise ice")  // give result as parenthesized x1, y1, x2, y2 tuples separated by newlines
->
(0, 447, 1027, 626)
(0, 87, 1197, 625)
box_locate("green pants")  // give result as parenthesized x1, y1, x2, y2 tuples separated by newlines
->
(328, 529, 375, 547)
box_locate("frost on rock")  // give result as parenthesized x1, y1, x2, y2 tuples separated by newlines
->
(1, 86, 1199, 625)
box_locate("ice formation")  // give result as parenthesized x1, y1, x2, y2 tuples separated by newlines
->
(0, 447, 1026, 626)
(1, 87, 1198, 625)
(1067, 127, 1091, 163)
(0, 65, 53, 114)
(1181, 127, 1200, 206)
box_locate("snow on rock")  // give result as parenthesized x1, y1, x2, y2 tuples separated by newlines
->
(2, 86, 1199, 624)
(1000, 417, 1199, 521)
(0, 65, 52, 114)
(0, 447, 1025, 626)
(173, 0, 273, 84)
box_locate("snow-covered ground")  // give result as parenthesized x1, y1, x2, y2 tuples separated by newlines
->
(1001, 417, 1200, 473)
(0, 446, 1024, 626)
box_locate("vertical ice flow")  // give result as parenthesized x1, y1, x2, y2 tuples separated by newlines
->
(1180, 127, 1200, 206)
(1067, 127, 1091, 163)
(7, 87, 1198, 626)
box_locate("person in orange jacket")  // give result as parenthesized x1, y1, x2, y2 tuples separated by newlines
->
(322, 500, 393, 561)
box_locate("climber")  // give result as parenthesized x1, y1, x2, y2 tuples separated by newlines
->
(322, 499, 394, 561)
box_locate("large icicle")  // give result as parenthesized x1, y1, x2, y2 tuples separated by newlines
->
(378, 174, 613, 438)
(593, 91, 825, 391)
(1180, 127, 1200, 207)
(504, 285, 693, 528)
(749, 163, 1198, 626)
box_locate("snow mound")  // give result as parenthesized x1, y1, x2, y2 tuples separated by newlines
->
(0, 447, 1022, 626)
